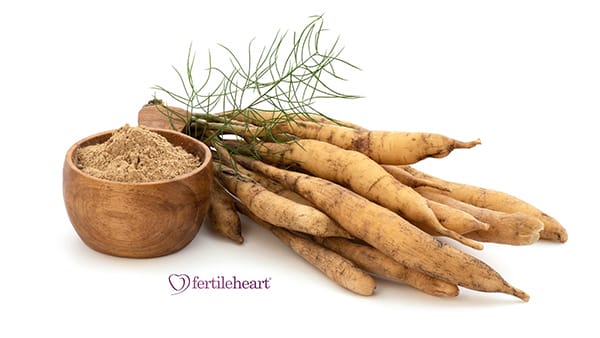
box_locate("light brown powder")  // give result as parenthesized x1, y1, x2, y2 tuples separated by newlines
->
(76, 124, 201, 183)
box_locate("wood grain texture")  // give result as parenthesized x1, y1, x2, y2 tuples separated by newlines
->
(63, 128, 212, 258)
(137, 103, 188, 131)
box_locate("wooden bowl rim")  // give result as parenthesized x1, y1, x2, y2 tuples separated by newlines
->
(65, 127, 212, 186)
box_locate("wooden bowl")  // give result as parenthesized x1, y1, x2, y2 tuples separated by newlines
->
(63, 128, 213, 258)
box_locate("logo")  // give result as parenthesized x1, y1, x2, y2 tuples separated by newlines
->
(168, 274, 272, 295)
(168, 274, 192, 295)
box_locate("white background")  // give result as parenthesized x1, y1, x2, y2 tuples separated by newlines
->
(2, 1, 598, 337)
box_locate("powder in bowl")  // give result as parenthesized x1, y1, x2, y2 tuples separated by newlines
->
(76, 124, 201, 183)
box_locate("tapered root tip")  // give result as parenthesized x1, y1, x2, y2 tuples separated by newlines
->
(432, 283, 460, 297)
(465, 238, 484, 251)
(511, 287, 530, 302)
(473, 220, 491, 232)
(441, 229, 484, 250)
(542, 228, 568, 243)
(455, 138, 482, 149)
(540, 229, 568, 243)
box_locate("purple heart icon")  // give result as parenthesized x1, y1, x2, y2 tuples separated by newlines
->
(169, 274, 190, 295)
